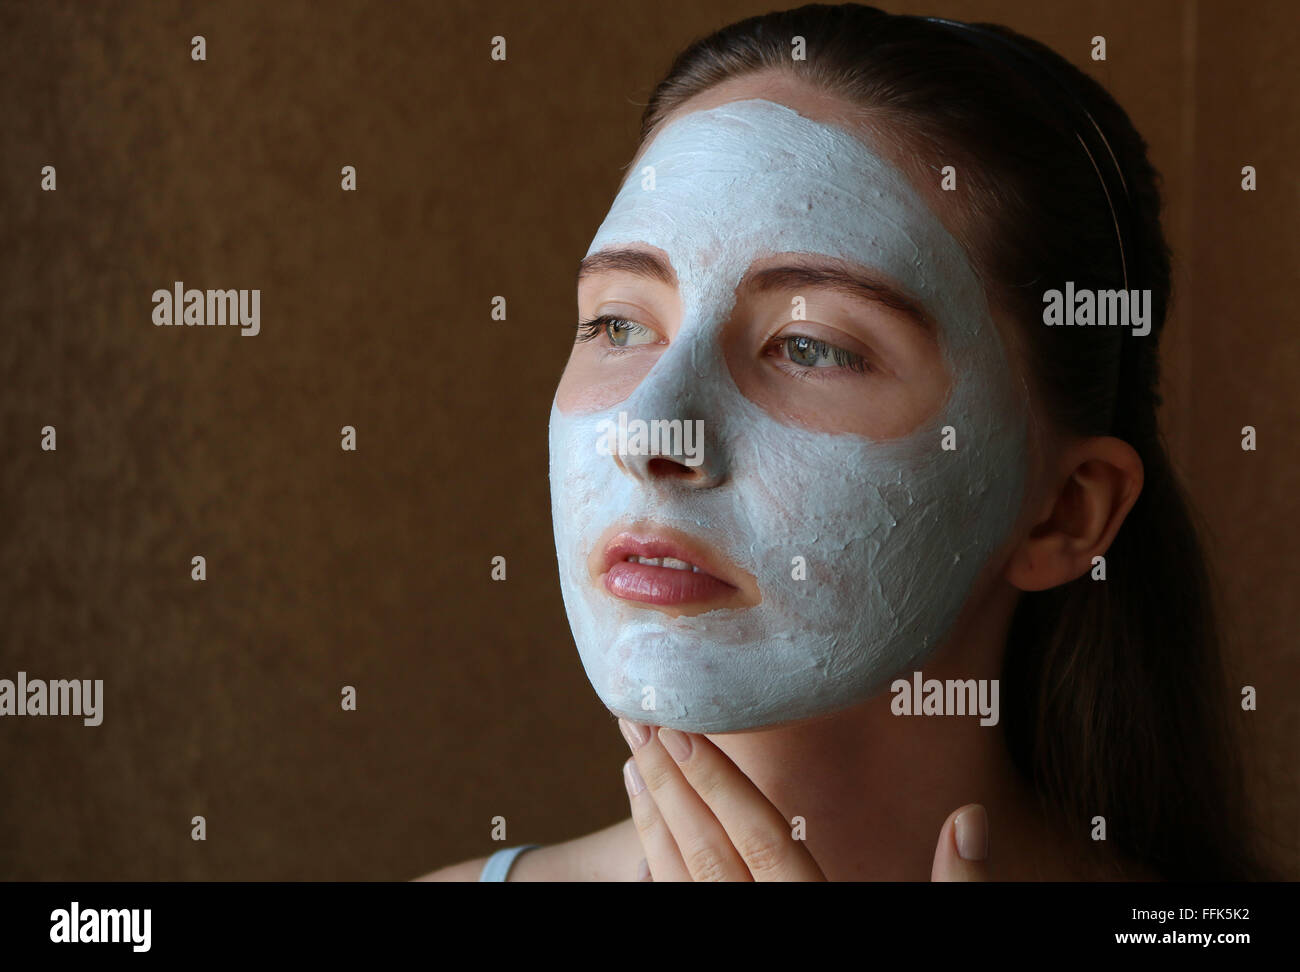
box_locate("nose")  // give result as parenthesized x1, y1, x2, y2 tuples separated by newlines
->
(608, 315, 731, 489)
(617, 445, 726, 489)
(611, 376, 728, 489)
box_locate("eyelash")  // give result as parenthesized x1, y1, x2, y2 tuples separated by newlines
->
(575, 315, 872, 376)
(766, 335, 873, 376)
(575, 315, 652, 347)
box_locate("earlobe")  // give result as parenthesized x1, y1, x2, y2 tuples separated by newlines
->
(1004, 436, 1144, 593)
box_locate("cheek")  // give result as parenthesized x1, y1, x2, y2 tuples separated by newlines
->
(554, 345, 658, 414)
(725, 344, 952, 441)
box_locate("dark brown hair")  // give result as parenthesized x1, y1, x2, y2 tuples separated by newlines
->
(635, 3, 1266, 879)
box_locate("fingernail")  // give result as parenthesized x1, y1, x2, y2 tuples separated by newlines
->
(657, 727, 692, 762)
(954, 805, 988, 861)
(618, 717, 650, 750)
(623, 757, 645, 797)
(635, 857, 652, 881)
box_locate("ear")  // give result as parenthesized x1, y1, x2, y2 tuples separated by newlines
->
(1004, 436, 1145, 592)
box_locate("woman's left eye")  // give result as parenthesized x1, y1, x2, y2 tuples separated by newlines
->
(775, 335, 870, 374)
(575, 315, 660, 348)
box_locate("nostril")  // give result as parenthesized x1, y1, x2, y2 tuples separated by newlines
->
(646, 456, 697, 479)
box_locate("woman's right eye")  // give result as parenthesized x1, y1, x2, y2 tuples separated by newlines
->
(575, 315, 659, 348)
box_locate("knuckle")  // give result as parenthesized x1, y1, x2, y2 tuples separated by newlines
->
(631, 806, 664, 841)
(640, 760, 679, 793)
(735, 831, 787, 874)
(684, 845, 730, 882)
(689, 769, 727, 802)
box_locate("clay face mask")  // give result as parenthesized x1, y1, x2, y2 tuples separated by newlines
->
(549, 98, 1026, 732)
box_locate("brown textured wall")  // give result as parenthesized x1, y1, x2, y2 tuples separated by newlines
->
(0, 0, 1294, 880)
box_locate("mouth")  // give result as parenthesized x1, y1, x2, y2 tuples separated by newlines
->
(593, 525, 761, 612)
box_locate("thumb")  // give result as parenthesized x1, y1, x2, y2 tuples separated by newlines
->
(931, 803, 989, 881)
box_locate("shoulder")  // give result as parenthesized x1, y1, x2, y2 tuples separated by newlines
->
(413, 817, 640, 882)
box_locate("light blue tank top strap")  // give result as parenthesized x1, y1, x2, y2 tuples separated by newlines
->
(479, 844, 541, 882)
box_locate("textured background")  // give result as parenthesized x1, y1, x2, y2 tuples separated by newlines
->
(0, 0, 1295, 880)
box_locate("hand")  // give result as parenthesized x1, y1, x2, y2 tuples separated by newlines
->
(617, 718, 990, 881)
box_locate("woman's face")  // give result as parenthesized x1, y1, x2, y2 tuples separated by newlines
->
(549, 77, 1029, 733)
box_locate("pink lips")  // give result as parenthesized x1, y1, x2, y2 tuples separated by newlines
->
(600, 534, 741, 608)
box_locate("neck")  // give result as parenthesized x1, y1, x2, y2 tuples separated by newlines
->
(704, 585, 1083, 880)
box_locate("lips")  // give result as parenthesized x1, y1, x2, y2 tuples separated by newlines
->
(595, 528, 758, 610)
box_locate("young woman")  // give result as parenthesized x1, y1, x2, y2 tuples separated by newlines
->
(423, 4, 1263, 882)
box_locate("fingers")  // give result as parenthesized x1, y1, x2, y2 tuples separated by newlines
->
(620, 718, 826, 882)
(930, 804, 990, 882)
(622, 755, 692, 881)
(654, 726, 825, 882)
(621, 718, 751, 881)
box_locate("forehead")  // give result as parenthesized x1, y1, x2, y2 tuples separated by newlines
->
(586, 98, 979, 336)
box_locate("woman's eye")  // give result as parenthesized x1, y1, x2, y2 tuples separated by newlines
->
(575, 315, 660, 348)
(779, 335, 870, 374)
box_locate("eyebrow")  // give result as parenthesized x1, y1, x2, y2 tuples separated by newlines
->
(577, 248, 933, 333)
(577, 248, 677, 287)
(743, 264, 935, 334)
